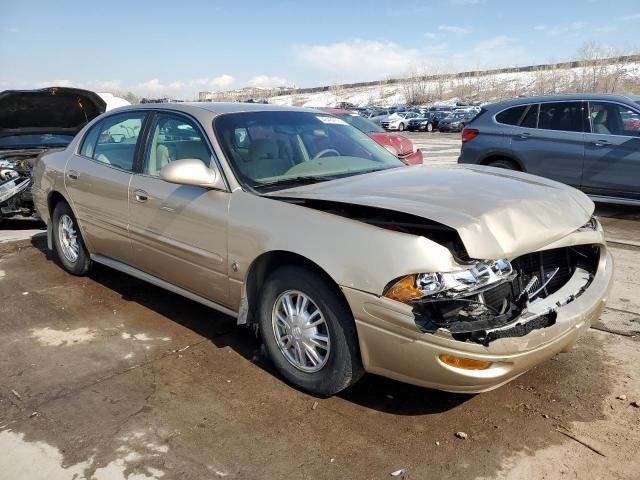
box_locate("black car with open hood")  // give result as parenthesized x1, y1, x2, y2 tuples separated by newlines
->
(0, 87, 106, 221)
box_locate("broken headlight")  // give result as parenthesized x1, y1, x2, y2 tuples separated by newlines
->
(578, 216, 599, 232)
(385, 259, 513, 303)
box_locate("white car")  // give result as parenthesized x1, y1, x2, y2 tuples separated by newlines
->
(381, 112, 420, 131)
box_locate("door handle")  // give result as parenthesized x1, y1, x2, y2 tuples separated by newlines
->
(67, 170, 79, 180)
(516, 133, 531, 139)
(591, 140, 611, 147)
(134, 189, 149, 202)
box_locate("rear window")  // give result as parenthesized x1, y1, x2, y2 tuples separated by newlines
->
(520, 104, 539, 128)
(496, 105, 527, 126)
(538, 102, 584, 133)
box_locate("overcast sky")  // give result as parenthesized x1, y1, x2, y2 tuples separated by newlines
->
(1, 0, 639, 98)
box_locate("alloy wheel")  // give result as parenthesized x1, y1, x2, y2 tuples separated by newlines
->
(271, 290, 331, 373)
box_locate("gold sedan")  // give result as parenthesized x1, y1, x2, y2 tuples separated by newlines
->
(32, 103, 613, 395)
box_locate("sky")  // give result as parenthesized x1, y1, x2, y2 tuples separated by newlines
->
(1, 0, 639, 98)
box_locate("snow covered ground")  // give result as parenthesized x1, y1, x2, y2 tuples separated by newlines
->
(269, 62, 640, 108)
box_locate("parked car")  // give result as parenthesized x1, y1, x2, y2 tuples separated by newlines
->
(407, 111, 443, 132)
(321, 108, 422, 164)
(458, 93, 640, 205)
(381, 111, 420, 131)
(33, 102, 612, 396)
(438, 111, 477, 132)
(0, 87, 106, 222)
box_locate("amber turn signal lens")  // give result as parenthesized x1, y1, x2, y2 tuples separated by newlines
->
(438, 354, 493, 370)
(385, 275, 424, 303)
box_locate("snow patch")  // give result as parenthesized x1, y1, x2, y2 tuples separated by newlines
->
(0, 430, 92, 480)
(31, 327, 96, 347)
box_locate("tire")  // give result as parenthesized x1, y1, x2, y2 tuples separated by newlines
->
(398, 123, 405, 131)
(258, 265, 364, 396)
(51, 201, 92, 275)
(426, 123, 433, 132)
(486, 158, 520, 171)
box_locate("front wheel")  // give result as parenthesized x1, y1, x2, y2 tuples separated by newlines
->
(398, 123, 405, 131)
(426, 123, 433, 132)
(52, 202, 92, 275)
(258, 266, 363, 396)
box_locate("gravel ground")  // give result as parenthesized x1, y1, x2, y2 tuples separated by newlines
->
(0, 133, 638, 479)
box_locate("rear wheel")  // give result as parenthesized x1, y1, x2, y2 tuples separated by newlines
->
(486, 158, 520, 171)
(426, 123, 433, 132)
(398, 123, 405, 131)
(52, 202, 92, 275)
(258, 266, 363, 396)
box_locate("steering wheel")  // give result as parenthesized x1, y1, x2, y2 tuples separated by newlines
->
(313, 148, 340, 160)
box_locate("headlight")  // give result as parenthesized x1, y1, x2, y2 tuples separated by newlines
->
(385, 259, 513, 303)
(578, 216, 599, 231)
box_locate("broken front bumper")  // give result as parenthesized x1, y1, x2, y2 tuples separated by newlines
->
(341, 247, 613, 393)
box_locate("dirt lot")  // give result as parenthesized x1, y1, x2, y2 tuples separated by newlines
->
(0, 133, 639, 479)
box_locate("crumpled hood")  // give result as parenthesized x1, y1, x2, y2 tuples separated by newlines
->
(0, 87, 106, 137)
(268, 165, 594, 260)
(368, 132, 415, 157)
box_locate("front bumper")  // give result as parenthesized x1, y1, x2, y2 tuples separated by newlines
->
(341, 247, 614, 393)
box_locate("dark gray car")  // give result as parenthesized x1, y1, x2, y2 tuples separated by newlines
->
(458, 93, 640, 205)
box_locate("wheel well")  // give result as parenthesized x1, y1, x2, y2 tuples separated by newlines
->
(48, 191, 67, 217)
(480, 155, 522, 170)
(242, 250, 350, 325)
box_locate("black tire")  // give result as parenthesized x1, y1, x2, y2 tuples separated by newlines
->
(407, 127, 414, 132)
(398, 123, 405, 131)
(486, 158, 520, 171)
(426, 123, 433, 132)
(258, 265, 364, 396)
(51, 201, 92, 275)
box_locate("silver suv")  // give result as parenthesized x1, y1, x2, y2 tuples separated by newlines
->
(458, 93, 640, 205)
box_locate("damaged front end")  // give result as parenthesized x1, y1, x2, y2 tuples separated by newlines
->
(0, 150, 41, 219)
(386, 244, 600, 346)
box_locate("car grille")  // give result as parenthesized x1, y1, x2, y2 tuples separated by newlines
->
(483, 245, 600, 311)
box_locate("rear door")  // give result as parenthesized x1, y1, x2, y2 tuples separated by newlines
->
(582, 101, 640, 200)
(127, 111, 232, 305)
(509, 101, 586, 188)
(65, 111, 147, 262)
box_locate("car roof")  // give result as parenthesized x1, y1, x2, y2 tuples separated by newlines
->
(106, 101, 320, 117)
(485, 93, 640, 110)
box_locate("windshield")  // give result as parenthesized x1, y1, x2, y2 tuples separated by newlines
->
(0, 133, 74, 149)
(339, 113, 384, 133)
(214, 111, 404, 191)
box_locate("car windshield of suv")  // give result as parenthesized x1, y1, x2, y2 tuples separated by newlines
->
(214, 111, 404, 191)
(338, 113, 384, 134)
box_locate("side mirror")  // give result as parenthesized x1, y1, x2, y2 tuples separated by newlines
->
(159, 158, 224, 189)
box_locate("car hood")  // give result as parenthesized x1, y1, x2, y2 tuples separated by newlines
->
(368, 132, 415, 156)
(0, 87, 106, 140)
(267, 165, 594, 260)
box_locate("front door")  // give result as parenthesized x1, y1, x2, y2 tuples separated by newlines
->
(582, 101, 640, 200)
(65, 111, 147, 262)
(128, 111, 231, 305)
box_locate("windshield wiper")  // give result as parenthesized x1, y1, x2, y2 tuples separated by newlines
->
(254, 175, 336, 190)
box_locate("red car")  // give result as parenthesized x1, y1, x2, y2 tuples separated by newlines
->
(321, 108, 423, 165)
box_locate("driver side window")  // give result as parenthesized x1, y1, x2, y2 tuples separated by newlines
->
(144, 113, 210, 176)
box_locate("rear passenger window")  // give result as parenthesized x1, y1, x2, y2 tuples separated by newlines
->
(91, 113, 146, 171)
(520, 104, 538, 128)
(496, 106, 527, 126)
(538, 102, 584, 133)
